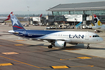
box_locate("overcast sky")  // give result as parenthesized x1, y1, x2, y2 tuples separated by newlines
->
(0, 0, 104, 14)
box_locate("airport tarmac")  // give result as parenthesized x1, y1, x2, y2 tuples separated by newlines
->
(0, 24, 105, 70)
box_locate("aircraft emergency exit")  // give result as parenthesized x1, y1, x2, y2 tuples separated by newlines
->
(92, 14, 105, 31)
(8, 12, 103, 49)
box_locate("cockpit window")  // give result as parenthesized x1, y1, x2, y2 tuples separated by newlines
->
(93, 35, 99, 37)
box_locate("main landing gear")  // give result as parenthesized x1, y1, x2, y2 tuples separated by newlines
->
(87, 44, 90, 49)
(48, 45, 52, 48)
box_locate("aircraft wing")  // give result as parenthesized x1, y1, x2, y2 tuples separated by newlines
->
(31, 38, 66, 42)
(32, 38, 65, 41)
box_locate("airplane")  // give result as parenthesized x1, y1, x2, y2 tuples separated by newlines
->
(92, 14, 105, 31)
(0, 14, 11, 23)
(8, 12, 103, 49)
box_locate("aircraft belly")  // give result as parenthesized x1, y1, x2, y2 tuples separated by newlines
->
(82, 39, 98, 44)
(71, 39, 83, 43)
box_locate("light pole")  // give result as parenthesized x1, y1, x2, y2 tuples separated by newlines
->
(27, 6, 29, 17)
(27, 6, 29, 24)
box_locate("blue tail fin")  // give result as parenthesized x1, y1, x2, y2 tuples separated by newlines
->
(10, 12, 25, 30)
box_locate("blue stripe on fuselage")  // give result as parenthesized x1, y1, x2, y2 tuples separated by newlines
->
(14, 30, 61, 38)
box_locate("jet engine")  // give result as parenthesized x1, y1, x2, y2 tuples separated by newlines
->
(54, 41, 66, 48)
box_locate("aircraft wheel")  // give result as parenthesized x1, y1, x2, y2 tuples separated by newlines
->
(87, 44, 90, 49)
(48, 45, 52, 48)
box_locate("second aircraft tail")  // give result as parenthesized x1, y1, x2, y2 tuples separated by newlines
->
(93, 14, 102, 26)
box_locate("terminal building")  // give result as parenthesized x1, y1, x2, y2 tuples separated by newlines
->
(48, 1, 105, 24)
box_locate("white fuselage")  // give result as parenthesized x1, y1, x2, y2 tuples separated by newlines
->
(38, 31, 103, 44)
(9, 30, 103, 44)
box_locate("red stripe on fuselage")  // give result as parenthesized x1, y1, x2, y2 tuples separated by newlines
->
(13, 26, 23, 29)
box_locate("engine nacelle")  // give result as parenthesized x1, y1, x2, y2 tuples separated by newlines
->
(54, 41, 66, 48)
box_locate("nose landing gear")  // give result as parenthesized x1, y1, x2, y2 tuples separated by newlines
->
(87, 44, 90, 49)
(48, 45, 52, 48)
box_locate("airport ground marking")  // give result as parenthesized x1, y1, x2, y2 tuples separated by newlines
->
(40, 46, 105, 59)
(2, 52, 19, 55)
(51, 65, 69, 69)
(0, 55, 94, 69)
(0, 39, 29, 45)
(14, 44, 24, 46)
(77, 57, 92, 59)
(1, 39, 105, 59)
(60, 57, 92, 61)
(0, 55, 40, 68)
(62, 50, 105, 59)
(0, 63, 13, 66)
(51, 65, 94, 69)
